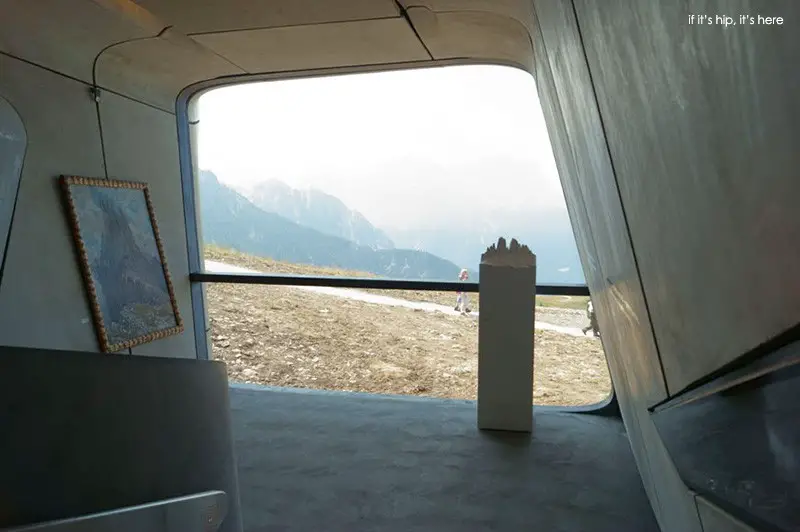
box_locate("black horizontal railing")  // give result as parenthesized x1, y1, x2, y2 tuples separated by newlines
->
(190, 271, 590, 297)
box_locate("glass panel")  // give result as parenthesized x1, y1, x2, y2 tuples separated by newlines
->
(196, 65, 611, 406)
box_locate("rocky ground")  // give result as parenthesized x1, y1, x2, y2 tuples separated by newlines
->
(535, 307, 589, 329)
(204, 246, 610, 406)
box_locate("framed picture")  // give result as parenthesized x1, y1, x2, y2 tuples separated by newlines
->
(60, 176, 183, 352)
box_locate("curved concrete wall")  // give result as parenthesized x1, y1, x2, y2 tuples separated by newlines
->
(0, 54, 110, 352)
(533, 1, 800, 530)
(0, 95, 26, 276)
(576, 0, 800, 392)
(3, 1, 796, 530)
(0, 53, 197, 357)
(530, 6, 696, 530)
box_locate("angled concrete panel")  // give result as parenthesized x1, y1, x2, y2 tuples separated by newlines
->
(0, 346, 242, 532)
(0, 95, 26, 276)
(193, 19, 430, 74)
(696, 496, 757, 532)
(532, 1, 701, 530)
(0, 0, 158, 83)
(134, 0, 399, 34)
(0, 54, 106, 351)
(575, 0, 800, 392)
(403, 0, 536, 34)
(408, 8, 534, 71)
(95, 30, 245, 113)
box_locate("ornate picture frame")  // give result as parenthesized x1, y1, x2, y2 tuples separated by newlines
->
(60, 176, 184, 352)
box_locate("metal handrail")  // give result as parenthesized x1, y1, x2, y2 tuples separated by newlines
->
(189, 271, 590, 296)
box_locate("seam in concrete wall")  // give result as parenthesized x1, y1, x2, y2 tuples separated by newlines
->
(0, 51, 92, 92)
(530, 9, 619, 404)
(569, 0, 670, 398)
(90, 79, 132, 356)
(0, 50, 172, 117)
(93, 97, 110, 180)
(393, 2, 435, 60)
(91, 31, 196, 357)
(691, 492, 707, 532)
(0, 52, 108, 351)
(0, 50, 195, 356)
(529, 3, 672, 526)
(0, 97, 27, 290)
(176, 93, 210, 361)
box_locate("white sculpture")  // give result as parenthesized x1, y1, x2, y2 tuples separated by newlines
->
(477, 237, 536, 433)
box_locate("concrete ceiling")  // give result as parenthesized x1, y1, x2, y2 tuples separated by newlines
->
(190, 18, 432, 73)
(0, 0, 536, 112)
(132, 0, 403, 34)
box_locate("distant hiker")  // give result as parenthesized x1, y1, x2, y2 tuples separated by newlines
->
(582, 299, 600, 338)
(455, 268, 472, 314)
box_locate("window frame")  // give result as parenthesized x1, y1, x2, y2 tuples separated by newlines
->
(175, 60, 617, 415)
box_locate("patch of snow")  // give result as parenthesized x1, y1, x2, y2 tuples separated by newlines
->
(204, 260, 586, 338)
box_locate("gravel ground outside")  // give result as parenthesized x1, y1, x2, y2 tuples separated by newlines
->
(204, 246, 610, 406)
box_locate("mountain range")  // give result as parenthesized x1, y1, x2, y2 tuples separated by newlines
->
(198, 170, 584, 284)
(388, 214, 585, 284)
(198, 170, 470, 280)
(242, 179, 395, 250)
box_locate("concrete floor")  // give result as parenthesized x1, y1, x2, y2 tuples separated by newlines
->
(229, 384, 660, 532)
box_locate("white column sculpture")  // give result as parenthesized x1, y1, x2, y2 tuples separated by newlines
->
(477, 237, 536, 432)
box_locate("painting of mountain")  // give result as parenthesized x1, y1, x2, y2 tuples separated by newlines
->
(241, 179, 395, 250)
(197, 170, 467, 280)
(62, 178, 182, 352)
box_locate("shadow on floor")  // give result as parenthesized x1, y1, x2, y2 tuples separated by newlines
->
(229, 384, 659, 532)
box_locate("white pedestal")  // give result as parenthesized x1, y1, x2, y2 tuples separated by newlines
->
(477, 238, 536, 432)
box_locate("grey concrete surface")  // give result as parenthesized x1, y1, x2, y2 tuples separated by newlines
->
(0, 53, 197, 358)
(0, 54, 106, 352)
(530, 2, 698, 529)
(574, 0, 800, 394)
(695, 496, 757, 532)
(0, 346, 242, 532)
(230, 384, 659, 532)
(0, 95, 25, 275)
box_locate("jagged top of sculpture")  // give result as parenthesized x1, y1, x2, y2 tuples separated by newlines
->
(480, 237, 536, 267)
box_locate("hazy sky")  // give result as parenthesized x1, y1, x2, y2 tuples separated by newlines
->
(197, 64, 567, 232)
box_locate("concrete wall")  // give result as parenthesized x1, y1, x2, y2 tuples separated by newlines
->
(575, 0, 800, 394)
(531, 5, 699, 530)
(0, 345, 241, 532)
(696, 495, 757, 532)
(0, 52, 196, 358)
(533, 0, 800, 530)
(0, 94, 25, 275)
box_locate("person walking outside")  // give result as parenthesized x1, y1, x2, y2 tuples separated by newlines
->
(582, 298, 600, 338)
(455, 268, 471, 314)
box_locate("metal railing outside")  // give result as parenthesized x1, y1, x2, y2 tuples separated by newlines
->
(189, 271, 590, 296)
(188, 268, 619, 415)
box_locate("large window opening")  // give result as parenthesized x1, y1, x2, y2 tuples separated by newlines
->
(195, 65, 611, 407)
